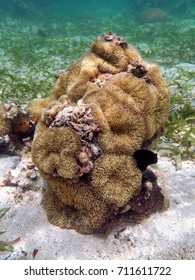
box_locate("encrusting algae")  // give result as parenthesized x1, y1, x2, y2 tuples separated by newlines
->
(0, 33, 170, 234)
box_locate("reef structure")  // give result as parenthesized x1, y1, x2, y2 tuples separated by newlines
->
(31, 32, 170, 234)
(0, 103, 36, 154)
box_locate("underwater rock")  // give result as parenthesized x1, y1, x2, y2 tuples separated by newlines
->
(0, 103, 36, 155)
(98, 169, 164, 234)
(0, 104, 12, 136)
(139, 8, 167, 23)
(26, 98, 50, 124)
(32, 32, 170, 234)
(48, 99, 102, 177)
(0, 154, 21, 182)
(0, 155, 44, 193)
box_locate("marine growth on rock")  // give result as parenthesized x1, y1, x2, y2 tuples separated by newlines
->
(30, 32, 169, 234)
(46, 99, 103, 178)
(0, 103, 36, 154)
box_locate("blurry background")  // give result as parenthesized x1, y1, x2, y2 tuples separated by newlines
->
(0, 0, 194, 20)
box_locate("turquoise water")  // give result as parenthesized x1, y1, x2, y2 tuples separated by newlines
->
(1, 0, 195, 19)
(0, 0, 195, 158)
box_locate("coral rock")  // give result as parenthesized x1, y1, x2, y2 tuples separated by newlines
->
(32, 33, 169, 234)
(0, 105, 12, 136)
(26, 98, 50, 124)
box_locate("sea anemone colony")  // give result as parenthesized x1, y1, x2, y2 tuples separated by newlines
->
(25, 33, 169, 234)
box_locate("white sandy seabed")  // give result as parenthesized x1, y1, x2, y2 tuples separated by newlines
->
(0, 154, 194, 260)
